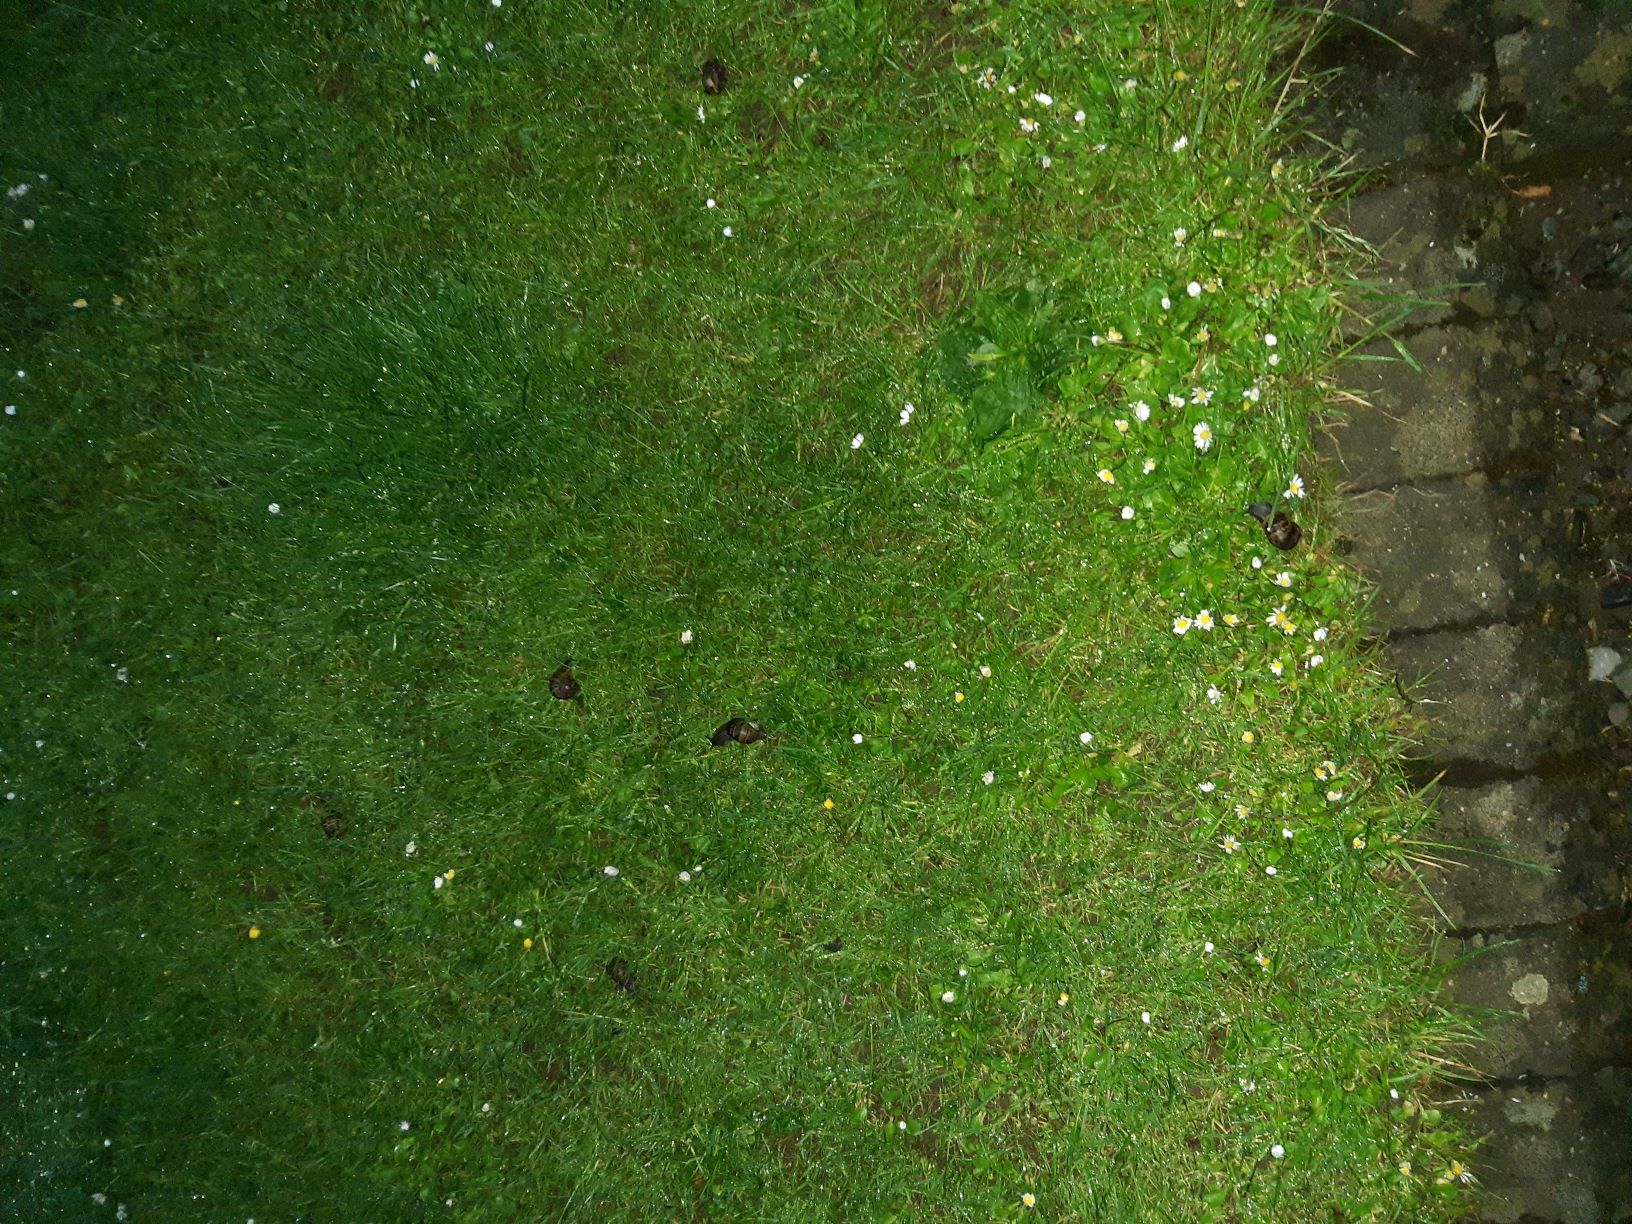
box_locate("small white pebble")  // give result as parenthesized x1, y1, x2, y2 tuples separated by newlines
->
(678, 870, 691, 883)
(852, 733, 863, 744)
(979, 665, 991, 678)
(405, 840, 417, 857)
(722, 225, 732, 237)
(705, 198, 716, 209)
(603, 865, 619, 877)
(4, 405, 14, 416)
(512, 918, 523, 928)
(267, 503, 281, 515)
(1078, 731, 1093, 745)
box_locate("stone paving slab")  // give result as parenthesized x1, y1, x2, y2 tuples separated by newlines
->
(1388, 624, 1596, 771)
(1333, 176, 1514, 337)
(1337, 478, 1572, 633)
(1494, 6, 1632, 170)
(1416, 778, 1621, 932)
(1439, 921, 1632, 1080)
(1458, 1067, 1632, 1224)
(1306, 0, 1490, 173)
(1320, 324, 1549, 489)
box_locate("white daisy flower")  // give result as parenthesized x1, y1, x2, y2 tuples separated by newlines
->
(1192, 421, 1212, 452)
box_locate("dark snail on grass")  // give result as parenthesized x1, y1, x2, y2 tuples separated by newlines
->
(1246, 502, 1302, 551)
(709, 717, 763, 747)
(549, 661, 582, 702)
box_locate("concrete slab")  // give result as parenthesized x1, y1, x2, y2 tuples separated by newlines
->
(1332, 174, 1536, 336)
(1320, 325, 1551, 489)
(1387, 624, 1595, 771)
(1456, 1067, 1632, 1224)
(1337, 478, 1572, 633)
(1416, 778, 1622, 932)
(1439, 922, 1632, 1079)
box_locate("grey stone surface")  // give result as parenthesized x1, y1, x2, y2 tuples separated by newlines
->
(1416, 778, 1622, 931)
(1338, 478, 1572, 633)
(1307, 2, 1490, 172)
(1493, 5, 1632, 168)
(1331, 175, 1534, 335)
(1440, 922, 1632, 1079)
(1320, 324, 1551, 489)
(1457, 1067, 1632, 1224)
(1388, 624, 1596, 770)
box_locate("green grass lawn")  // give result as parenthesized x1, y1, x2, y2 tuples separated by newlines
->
(2, 1, 1477, 1218)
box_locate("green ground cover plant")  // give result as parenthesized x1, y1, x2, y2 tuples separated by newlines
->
(2, 1, 1477, 1218)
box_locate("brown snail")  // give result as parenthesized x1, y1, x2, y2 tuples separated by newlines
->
(605, 957, 638, 994)
(549, 660, 582, 702)
(701, 57, 729, 96)
(709, 717, 763, 747)
(1246, 502, 1302, 551)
